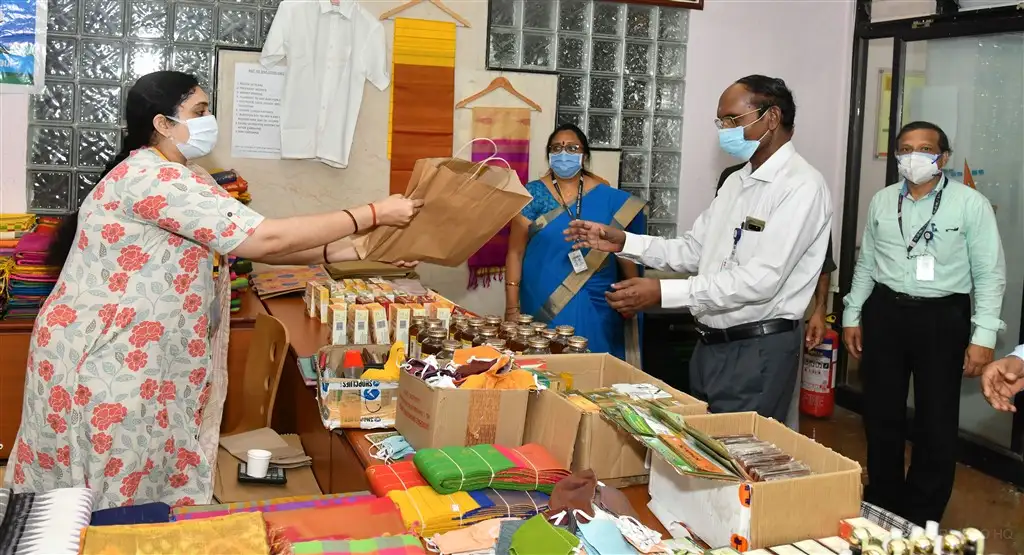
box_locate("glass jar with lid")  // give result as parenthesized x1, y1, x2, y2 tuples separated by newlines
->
(484, 315, 503, 328)
(530, 322, 547, 334)
(459, 318, 485, 348)
(473, 326, 499, 347)
(540, 329, 557, 342)
(499, 321, 518, 340)
(551, 325, 575, 354)
(484, 338, 507, 351)
(421, 328, 448, 357)
(566, 336, 589, 353)
(418, 318, 444, 349)
(408, 315, 427, 357)
(524, 337, 551, 355)
(516, 314, 535, 326)
(449, 314, 468, 338)
(437, 339, 461, 366)
(509, 326, 536, 354)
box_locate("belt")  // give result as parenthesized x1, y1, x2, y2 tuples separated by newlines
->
(695, 318, 799, 345)
(873, 284, 968, 306)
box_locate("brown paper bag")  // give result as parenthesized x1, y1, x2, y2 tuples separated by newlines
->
(355, 156, 532, 266)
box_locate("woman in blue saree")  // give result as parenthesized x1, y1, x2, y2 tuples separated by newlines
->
(505, 124, 647, 360)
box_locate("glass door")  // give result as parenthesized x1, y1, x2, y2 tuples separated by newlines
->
(903, 32, 1024, 450)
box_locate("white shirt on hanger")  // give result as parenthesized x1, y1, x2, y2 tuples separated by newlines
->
(617, 141, 832, 330)
(260, 0, 390, 168)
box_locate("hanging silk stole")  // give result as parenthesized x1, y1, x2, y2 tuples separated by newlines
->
(388, 18, 456, 194)
(465, 107, 532, 288)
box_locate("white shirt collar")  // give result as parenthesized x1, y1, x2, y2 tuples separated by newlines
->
(319, 0, 354, 18)
(749, 141, 796, 183)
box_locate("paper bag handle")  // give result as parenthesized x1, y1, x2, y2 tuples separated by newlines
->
(453, 137, 498, 160)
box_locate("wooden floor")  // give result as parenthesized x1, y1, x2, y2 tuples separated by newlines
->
(802, 407, 1024, 554)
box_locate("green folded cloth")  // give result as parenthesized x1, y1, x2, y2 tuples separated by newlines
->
(231, 259, 253, 274)
(230, 276, 249, 290)
(413, 445, 516, 494)
(509, 514, 579, 555)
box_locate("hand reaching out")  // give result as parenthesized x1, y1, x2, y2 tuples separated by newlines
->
(963, 344, 995, 378)
(981, 355, 1024, 412)
(375, 195, 424, 228)
(564, 220, 626, 253)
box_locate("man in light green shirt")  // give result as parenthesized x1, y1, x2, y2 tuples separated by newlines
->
(842, 121, 1005, 526)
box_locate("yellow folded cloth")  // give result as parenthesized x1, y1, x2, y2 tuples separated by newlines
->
(0, 214, 36, 231)
(386, 486, 480, 536)
(80, 512, 271, 555)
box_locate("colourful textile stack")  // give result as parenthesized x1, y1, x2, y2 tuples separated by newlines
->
(211, 170, 254, 313)
(413, 444, 569, 495)
(365, 460, 550, 537)
(171, 492, 375, 521)
(0, 214, 37, 317)
(6, 217, 62, 320)
(80, 512, 275, 555)
(292, 535, 425, 555)
(212, 169, 252, 205)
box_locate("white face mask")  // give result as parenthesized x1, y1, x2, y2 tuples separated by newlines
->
(896, 152, 942, 185)
(168, 115, 219, 160)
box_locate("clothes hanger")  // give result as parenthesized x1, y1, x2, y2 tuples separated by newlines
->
(455, 77, 542, 112)
(379, 0, 472, 28)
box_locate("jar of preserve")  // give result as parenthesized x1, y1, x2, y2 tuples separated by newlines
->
(509, 326, 535, 354)
(408, 316, 427, 358)
(420, 328, 448, 357)
(449, 314, 468, 338)
(552, 325, 575, 354)
(484, 338, 507, 351)
(459, 318, 485, 348)
(473, 326, 499, 347)
(485, 315, 503, 328)
(499, 321, 518, 340)
(516, 314, 535, 326)
(418, 318, 444, 348)
(437, 339, 461, 366)
(566, 336, 589, 353)
(524, 337, 551, 355)
(530, 322, 547, 334)
(540, 328, 557, 342)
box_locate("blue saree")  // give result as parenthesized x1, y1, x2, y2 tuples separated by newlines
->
(519, 180, 647, 359)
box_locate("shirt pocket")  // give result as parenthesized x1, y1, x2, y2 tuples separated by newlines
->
(931, 214, 967, 264)
(735, 227, 764, 264)
(873, 212, 907, 251)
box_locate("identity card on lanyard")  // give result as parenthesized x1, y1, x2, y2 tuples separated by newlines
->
(898, 176, 944, 282)
(556, 176, 589, 274)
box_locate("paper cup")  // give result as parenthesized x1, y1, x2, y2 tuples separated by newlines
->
(246, 448, 272, 478)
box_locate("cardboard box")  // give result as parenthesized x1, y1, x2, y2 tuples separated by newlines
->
(395, 369, 530, 449)
(316, 344, 398, 430)
(522, 353, 707, 486)
(330, 302, 348, 345)
(367, 303, 389, 345)
(648, 412, 862, 550)
(390, 304, 412, 345)
(349, 305, 369, 345)
(305, 280, 319, 318)
(317, 284, 331, 324)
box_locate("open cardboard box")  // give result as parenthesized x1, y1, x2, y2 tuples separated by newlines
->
(316, 344, 398, 430)
(521, 353, 708, 486)
(649, 412, 862, 551)
(395, 369, 530, 449)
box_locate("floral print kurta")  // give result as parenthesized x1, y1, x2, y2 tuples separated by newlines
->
(6, 148, 264, 508)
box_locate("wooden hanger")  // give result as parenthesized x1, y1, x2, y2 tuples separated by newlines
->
(379, 0, 471, 27)
(455, 77, 543, 112)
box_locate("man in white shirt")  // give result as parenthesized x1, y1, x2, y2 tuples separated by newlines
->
(982, 346, 1024, 412)
(566, 75, 832, 421)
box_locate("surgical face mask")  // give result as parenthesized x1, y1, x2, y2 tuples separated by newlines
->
(369, 435, 414, 464)
(577, 516, 637, 555)
(896, 152, 941, 185)
(549, 152, 584, 179)
(717, 111, 769, 161)
(168, 114, 218, 160)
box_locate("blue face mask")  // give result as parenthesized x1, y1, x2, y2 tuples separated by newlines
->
(717, 111, 769, 161)
(577, 517, 638, 555)
(370, 435, 415, 463)
(549, 152, 583, 179)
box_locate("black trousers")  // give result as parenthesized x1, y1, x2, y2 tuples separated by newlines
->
(860, 285, 971, 526)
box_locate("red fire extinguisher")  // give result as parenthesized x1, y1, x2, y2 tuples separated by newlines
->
(800, 322, 839, 418)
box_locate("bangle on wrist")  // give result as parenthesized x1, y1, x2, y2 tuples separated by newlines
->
(369, 203, 377, 227)
(505, 281, 520, 288)
(342, 209, 358, 233)
(323, 243, 330, 265)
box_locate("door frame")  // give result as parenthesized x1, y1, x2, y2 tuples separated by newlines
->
(837, 0, 1024, 487)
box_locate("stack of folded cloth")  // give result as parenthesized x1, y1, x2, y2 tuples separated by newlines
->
(230, 257, 253, 313)
(212, 169, 252, 205)
(0, 487, 95, 554)
(413, 443, 570, 495)
(1, 214, 37, 316)
(7, 218, 62, 319)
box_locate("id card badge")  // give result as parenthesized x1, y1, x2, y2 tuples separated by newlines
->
(916, 255, 935, 282)
(568, 249, 588, 274)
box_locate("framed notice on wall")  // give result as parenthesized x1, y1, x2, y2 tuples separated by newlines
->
(605, 0, 704, 9)
(875, 69, 927, 158)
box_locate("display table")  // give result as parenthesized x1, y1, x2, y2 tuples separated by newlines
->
(0, 288, 267, 459)
(261, 295, 668, 536)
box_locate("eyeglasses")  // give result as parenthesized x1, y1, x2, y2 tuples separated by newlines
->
(549, 143, 583, 154)
(714, 108, 765, 130)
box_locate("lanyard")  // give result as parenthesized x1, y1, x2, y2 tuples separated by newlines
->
(897, 176, 945, 256)
(552, 175, 584, 221)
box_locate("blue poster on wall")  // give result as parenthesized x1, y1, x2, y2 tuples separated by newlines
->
(0, 0, 46, 93)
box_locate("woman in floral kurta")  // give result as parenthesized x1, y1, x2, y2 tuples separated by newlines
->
(7, 71, 420, 508)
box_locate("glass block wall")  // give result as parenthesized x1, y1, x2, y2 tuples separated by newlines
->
(487, 0, 689, 237)
(26, 0, 278, 213)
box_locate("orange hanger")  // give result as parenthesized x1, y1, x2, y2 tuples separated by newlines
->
(455, 77, 542, 112)
(379, 0, 471, 27)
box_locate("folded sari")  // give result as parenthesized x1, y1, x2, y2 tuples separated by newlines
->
(293, 535, 425, 555)
(0, 487, 94, 554)
(171, 492, 375, 521)
(463, 489, 549, 521)
(80, 512, 271, 555)
(414, 444, 566, 494)
(90, 502, 171, 526)
(386, 486, 478, 536)
(262, 497, 407, 543)
(366, 461, 429, 497)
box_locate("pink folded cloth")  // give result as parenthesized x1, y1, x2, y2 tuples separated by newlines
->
(14, 231, 53, 254)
